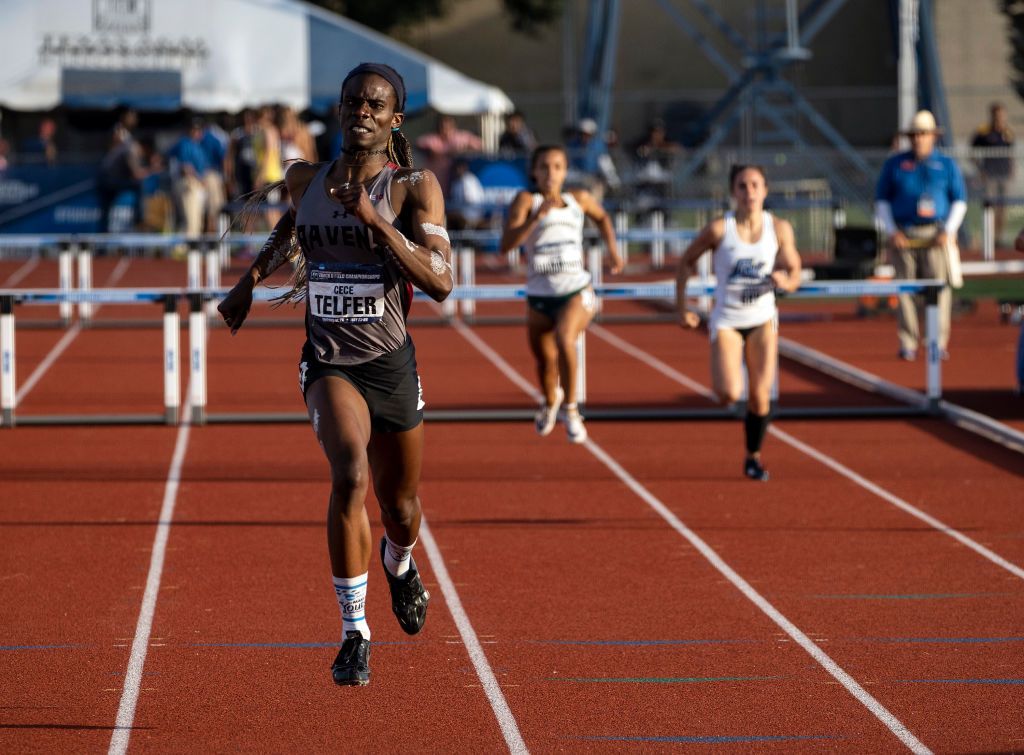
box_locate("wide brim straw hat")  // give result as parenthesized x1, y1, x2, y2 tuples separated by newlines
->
(901, 109, 943, 134)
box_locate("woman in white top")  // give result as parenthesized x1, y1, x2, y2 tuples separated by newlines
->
(501, 145, 623, 443)
(676, 165, 801, 480)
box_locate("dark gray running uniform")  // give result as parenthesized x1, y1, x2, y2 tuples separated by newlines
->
(296, 162, 423, 432)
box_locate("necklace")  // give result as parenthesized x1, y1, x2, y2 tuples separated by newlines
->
(340, 146, 387, 157)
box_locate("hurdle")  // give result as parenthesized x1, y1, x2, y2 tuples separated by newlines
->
(0, 279, 951, 427)
(0, 288, 183, 427)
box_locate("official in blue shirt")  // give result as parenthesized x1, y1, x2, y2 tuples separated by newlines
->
(875, 110, 966, 361)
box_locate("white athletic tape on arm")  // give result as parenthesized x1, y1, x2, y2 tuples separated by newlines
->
(874, 201, 896, 236)
(421, 222, 450, 243)
(430, 249, 452, 276)
(944, 200, 967, 235)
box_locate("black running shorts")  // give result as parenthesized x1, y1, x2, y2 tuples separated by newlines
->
(298, 337, 424, 432)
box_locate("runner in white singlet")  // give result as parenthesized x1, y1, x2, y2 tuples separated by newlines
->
(676, 165, 802, 481)
(500, 145, 623, 444)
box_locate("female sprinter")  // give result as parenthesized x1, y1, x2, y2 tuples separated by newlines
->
(217, 63, 452, 686)
(500, 145, 623, 443)
(675, 165, 801, 481)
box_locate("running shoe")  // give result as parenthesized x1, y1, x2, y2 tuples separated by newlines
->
(898, 347, 916, 362)
(744, 457, 770, 481)
(380, 538, 430, 635)
(534, 386, 564, 436)
(332, 631, 371, 686)
(564, 404, 588, 444)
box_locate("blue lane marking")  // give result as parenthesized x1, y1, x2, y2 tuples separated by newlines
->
(574, 735, 837, 744)
(549, 676, 784, 684)
(858, 636, 1024, 644)
(189, 641, 414, 648)
(529, 639, 756, 646)
(0, 644, 82, 651)
(810, 593, 1005, 600)
(897, 678, 1024, 685)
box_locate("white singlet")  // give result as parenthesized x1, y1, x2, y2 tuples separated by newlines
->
(709, 211, 779, 338)
(522, 192, 591, 297)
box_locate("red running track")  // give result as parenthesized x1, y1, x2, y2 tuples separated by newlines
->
(1, 256, 1023, 752)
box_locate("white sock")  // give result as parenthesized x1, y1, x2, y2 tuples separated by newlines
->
(383, 535, 415, 578)
(332, 573, 370, 641)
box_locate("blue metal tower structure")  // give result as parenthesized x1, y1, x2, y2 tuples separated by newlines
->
(573, 0, 949, 201)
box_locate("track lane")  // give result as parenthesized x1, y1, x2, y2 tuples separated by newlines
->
(123, 423, 513, 753)
(0, 427, 180, 752)
(456, 315, 1024, 749)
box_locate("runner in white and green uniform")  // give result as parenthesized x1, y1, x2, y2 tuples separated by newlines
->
(501, 145, 622, 444)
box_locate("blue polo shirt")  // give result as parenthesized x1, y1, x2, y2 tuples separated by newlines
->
(168, 137, 210, 175)
(875, 149, 966, 227)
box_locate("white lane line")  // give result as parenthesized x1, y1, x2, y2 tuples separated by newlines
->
(584, 438, 930, 754)
(426, 303, 530, 754)
(454, 321, 931, 755)
(15, 257, 132, 405)
(2, 254, 41, 287)
(590, 324, 716, 401)
(418, 518, 529, 754)
(451, 318, 540, 401)
(770, 426, 1024, 581)
(109, 386, 191, 755)
(590, 324, 1024, 582)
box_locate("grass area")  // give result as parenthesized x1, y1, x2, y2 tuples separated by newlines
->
(956, 277, 1024, 302)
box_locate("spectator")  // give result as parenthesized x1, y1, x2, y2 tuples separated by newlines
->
(197, 118, 228, 232)
(278, 106, 317, 164)
(415, 114, 482, 193)
(254, 105, 284, 227)
(498, 110, 536, 155)
(0, 139, 10, 172)
(167, 119, 213, 238)
(226, 108, 259, 199)
(138, 139, 174, 233)
(566, 118, 621, 199)
(96, 124, 147, 232)
(633, 118, 682, 201)
(875, 110, 967, 361)
(446, 158, 487, 230)
(972, 102, 1015, 247)
(21, 117, 58, 166)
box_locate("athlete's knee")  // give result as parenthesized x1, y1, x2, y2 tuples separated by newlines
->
(747, 392, 771, 415)
(554, 329, 578, 353)
(380, 492, 420, 528)
(328, 457, 369, 499)
(716, 385, 743, 405)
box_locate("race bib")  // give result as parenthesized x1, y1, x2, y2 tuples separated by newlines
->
(308, 263, 385, 324)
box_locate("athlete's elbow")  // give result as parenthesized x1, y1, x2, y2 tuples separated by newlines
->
(429, 276, 454, 302)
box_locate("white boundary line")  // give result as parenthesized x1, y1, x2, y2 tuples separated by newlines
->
(769, 426, 1024, 580)
(109, 385, 191, 755)
(588, 324, 1024, 582)
(15, 257, 132, 406)
(453, 321, 930, 754)
(426, 303, 530, 753)
(418, 518, 529, 754)
(2, 254, 41, 287)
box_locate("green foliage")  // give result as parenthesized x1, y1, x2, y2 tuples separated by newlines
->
(502, 0, 564, 35)
(305, 0, 562, 35)
(1002, 0, 1024, 100)
(309, 0, 448, 32)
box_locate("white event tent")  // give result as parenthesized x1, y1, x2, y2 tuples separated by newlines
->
(0, 0, 514, 146)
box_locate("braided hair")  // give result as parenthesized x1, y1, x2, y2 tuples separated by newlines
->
(270, 63, 412, 304)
